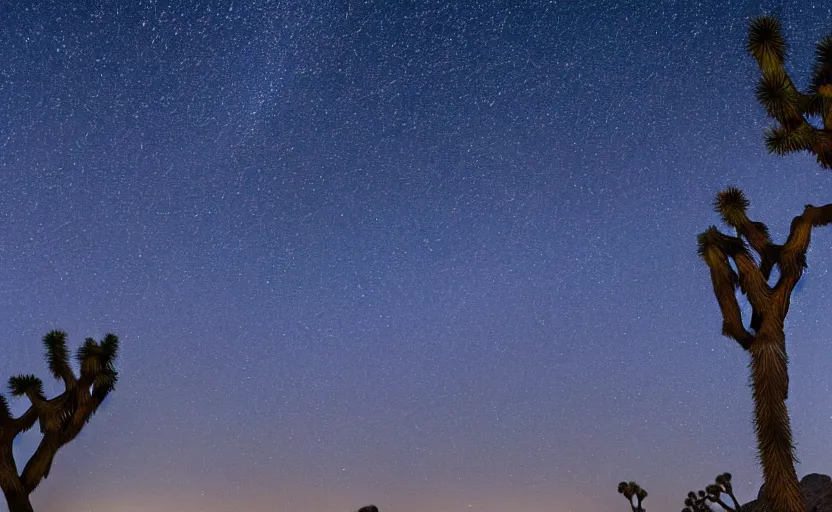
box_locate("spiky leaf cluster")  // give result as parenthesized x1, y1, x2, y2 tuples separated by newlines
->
(714, 187, 750, 228)
(8, 375, 44, 398)
(77, 335, 119, 381)
(748, 17, 786, 71)
(810, 37, 832, 97)
(747, 16, 832, 168)
(43, 330, 73, 383)
(765, 123, 816, 155)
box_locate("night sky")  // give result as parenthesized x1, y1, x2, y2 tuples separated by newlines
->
(2, 1, 832, 511)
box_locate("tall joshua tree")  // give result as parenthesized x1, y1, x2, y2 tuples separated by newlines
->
(699, 190, 832, 512)
(0, 331, 119, 512)
(694, 16, 832, 512)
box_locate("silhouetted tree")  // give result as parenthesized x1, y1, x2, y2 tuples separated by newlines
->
(617, 481, 647, 512)
(0, 331, 119, 512)
(617, 472, 745, 512)
(691, 14, 832, 512)
(748, 16, 832, 167)
(699, 188, 832, 512)
(619, 16, 832, 512)
(682, 472, 744, 512)
(356, 506, 379, 512)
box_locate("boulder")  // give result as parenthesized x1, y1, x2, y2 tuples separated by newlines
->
(743, 474, 832, 511)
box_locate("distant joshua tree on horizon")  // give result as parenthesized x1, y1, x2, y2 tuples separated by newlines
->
(0, 331, 119, 512)
(696, 14, 832, 512)
(618, 472, 744, 511)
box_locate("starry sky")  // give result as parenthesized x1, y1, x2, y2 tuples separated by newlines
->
(1, 1, 832, 511)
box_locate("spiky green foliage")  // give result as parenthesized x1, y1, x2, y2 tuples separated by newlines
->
(8, 376, 43, 399)
(811, 37, 832, 95)
(746, 16, 832, 168)
(756, 70, 804, 124)
(76, 336, 116, 378)
(92, 367, 118, 404)
(714, 187, 749, 228)
(43, 331, 73, 384)
(764, 123, 816, 155)
(748, 16, 786, 72)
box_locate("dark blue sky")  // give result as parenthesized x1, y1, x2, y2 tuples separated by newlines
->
(1, 1, 832, 511)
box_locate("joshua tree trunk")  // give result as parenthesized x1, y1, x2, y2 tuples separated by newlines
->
(750, 333, 802, 512)
(1, 489, 34, 512)
(699, 189, 832, 512)
(0, 445, 33, 512)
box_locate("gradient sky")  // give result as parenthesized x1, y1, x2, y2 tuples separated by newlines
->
(2, 1, 832, 511)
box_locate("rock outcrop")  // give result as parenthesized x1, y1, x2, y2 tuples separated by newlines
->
(743, 474, 832, 511)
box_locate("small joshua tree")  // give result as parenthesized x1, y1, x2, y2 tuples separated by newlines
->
(617, 481, 648, 512)
(683, 473, 744, 512)
(0, 331, 119, 512)
(617, 472, 744, 512)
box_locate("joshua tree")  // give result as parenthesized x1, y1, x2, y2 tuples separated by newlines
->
(0, 331, 119, 512)
(617, 472, 744, 512)
(682, 472, 744, 512)
(691, 15, 832, 512)
(617, 481, 648, 512)
(748, 16, 832, 166)
(699, 188, 832, 512)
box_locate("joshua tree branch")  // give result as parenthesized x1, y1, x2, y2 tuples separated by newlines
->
(713, 187, 782, 281)
(712, 496, 735, 511)
(20, 436, 59, 493)
(20, 393, 46, 412)
(735, 219, 783, 290)
(726, 491, 742, 511)
(42, 331, 77, 389)
(2, 396, 42, 436)
(701, 248, 754, 349)
(20, 379, 115, 493)
(732, 247, 773, 311)
(771, 203, 832, 320)
(699, 227, 774, 346)
(11, 407, 38, 436)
